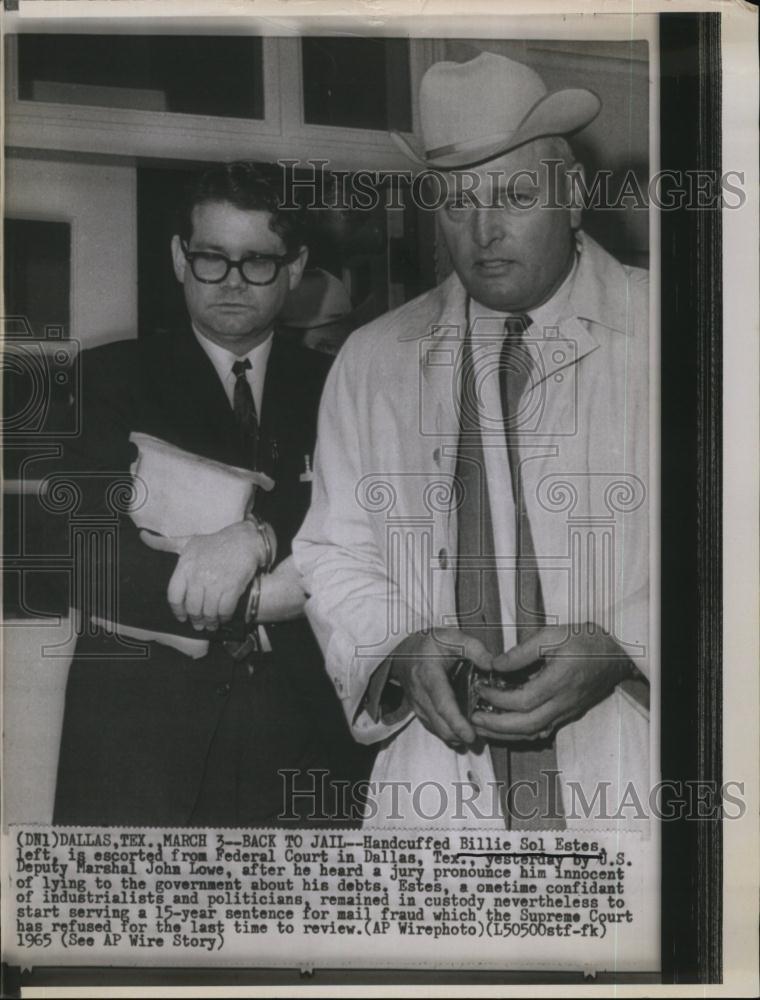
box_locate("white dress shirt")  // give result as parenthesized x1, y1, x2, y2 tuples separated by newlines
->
(467, 249, 579, 649)
(192, 325, 273, 418)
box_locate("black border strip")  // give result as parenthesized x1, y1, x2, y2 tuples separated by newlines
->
(660, 10, 723, 984)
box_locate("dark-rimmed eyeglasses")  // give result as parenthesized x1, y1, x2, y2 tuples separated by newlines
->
(181, 239, 300, 286)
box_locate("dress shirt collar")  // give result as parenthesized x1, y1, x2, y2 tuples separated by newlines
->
(192, 325, 274, 416)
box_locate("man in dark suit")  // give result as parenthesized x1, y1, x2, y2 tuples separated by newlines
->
(44, 162, 370, 826)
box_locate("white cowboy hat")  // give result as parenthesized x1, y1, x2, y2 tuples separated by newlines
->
(391, 52, 601, 169)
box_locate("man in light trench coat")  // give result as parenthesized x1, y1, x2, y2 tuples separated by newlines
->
(294, 53, 651, 829)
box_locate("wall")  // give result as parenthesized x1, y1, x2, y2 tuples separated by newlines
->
(3, 621, 77, 824)
(5, 153, 138, 347)
(4, 154, 138, 824)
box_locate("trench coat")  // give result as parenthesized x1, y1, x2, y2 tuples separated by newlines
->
(294, 233, 651, 829)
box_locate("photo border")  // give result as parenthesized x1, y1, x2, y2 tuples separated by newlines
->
(659, 10, 722, 985)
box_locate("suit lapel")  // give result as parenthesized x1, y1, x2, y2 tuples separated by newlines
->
(255, 334, 328, 536)
(258, 332, 314, 477)
(142, 328, 325, 546)
(151, 326, 243, 466)
(258, 333, 286, 476)
(147, 327, 319, 480)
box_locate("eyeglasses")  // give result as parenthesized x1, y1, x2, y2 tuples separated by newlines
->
(181, 240, 299, 286)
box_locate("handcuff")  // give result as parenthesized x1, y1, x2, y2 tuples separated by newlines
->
(449, 657, 545, 720)
(223, 512, 275, 661)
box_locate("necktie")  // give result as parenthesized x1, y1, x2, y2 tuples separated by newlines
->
(501, 315, 545, 642)
(500, 315, 564, 829)
(454, 315, 564, 830)
(231, 358, 259, 470)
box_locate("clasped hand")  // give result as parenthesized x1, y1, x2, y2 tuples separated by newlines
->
(140, 520, 276, 631)
(471, 624, 634, 742)
(388, 624, 633, 747)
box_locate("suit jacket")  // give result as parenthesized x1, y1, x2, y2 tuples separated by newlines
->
(294, 233, 650, 829)
(40, 326, 371, 825)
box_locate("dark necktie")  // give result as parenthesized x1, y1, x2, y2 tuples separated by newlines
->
(500, 315, 564, 829)
(455, 314, 564, 830)
(231, 358, 259, 470)
(501, 315, 545, 642)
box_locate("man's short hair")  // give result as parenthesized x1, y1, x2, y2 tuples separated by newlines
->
(177, 161, 305, 253)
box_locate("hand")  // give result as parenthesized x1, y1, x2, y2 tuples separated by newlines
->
(140, 520, 276, 631)
(388, 628, 493, 747)
(471, 623, 634, 742)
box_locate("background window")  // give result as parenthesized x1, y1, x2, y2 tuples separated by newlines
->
(16, 34, 265, 120)
(301, 37, 412, 132)
(3, 219, 76, 616)
(4, 219, 70, 339)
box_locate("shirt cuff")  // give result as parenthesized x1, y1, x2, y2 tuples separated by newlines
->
(364, 657, 411, 726)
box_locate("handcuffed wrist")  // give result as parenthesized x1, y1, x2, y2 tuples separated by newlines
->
(245, 572, 263, 624)
(244, 510, 275, 572)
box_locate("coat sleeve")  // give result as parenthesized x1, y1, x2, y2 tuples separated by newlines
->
(611, 271, 651, 683)
(32, 344, 249, 641)
(293, 344, 417, 745)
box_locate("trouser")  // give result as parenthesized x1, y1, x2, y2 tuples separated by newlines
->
(54, 631, 328, 827)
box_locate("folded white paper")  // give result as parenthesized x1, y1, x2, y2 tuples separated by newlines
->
(128, 431, 273, 538)
(93, 432, 276, 654)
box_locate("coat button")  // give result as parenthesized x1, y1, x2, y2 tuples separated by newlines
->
(215, 682, 231, 697)
(438, 547, 448, 569)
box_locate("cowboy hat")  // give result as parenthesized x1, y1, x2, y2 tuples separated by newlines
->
(279, 268, 378, 355)
(391, 52, 601, 170)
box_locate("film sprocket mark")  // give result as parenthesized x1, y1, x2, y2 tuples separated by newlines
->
(449, 656, 544, 720)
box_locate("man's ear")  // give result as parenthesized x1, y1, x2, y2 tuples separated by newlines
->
(287, 246, 309, 291)
(566, 161, 585, 230)
(171, 235, 187, 284)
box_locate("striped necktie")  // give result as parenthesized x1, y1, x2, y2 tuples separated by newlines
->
(231, 358, 259, 470)
(455, 314, 564, 829)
